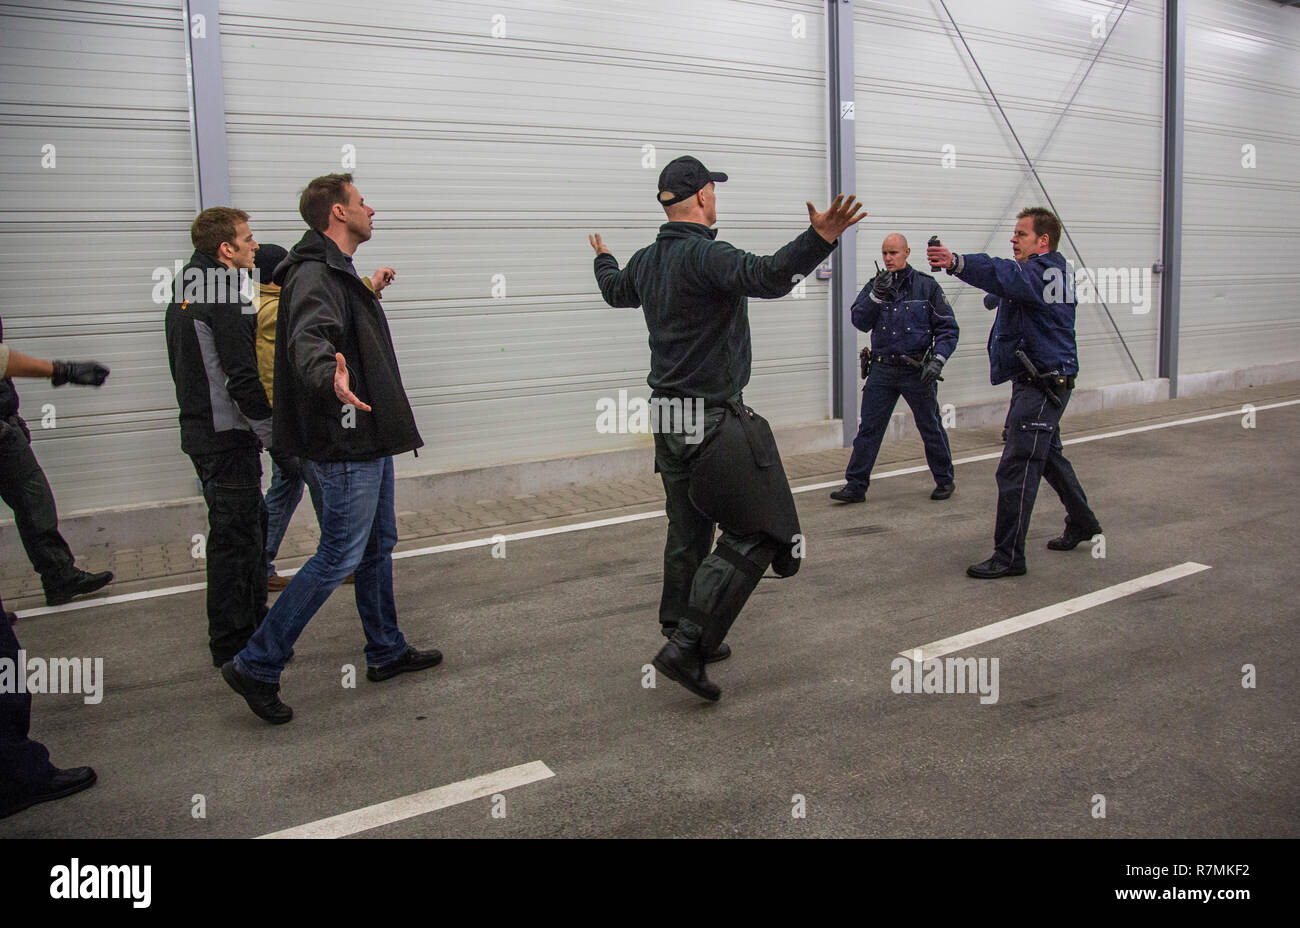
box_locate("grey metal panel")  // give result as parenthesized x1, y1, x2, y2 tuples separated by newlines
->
(852, 0, 1166, 408)
(0, 0, 199, 515)
(1180, 0, 1300, 374)
(217, 0, 830, 475)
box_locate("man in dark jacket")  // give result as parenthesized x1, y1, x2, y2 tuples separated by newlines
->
(591, 155, 864, 701)
(830, 233, 959, 504)
(0, 320, 113, 607)
(927, 207, 1102, 579)
(221, 173, 440, 725)
(165, 207, 273, 666)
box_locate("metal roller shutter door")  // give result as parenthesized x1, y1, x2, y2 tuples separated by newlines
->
(0, 0, 197, 515)
(1180, 0, 1300, 375)
(217, 0, 831, 477)
(852, 0, 1165, 407)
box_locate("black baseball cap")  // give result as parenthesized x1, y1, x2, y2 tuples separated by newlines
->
(657, 155, 728, 207)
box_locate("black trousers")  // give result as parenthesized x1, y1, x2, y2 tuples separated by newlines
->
(655, 406, 781, 647)
(993, 380, 1098, 567)
(0, 415, 78, 594)
(189, 446, 268, 663)
(0, 602, 57, 803)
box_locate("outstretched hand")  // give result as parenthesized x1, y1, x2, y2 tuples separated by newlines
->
(807, 195, 867, 244)
(333, 353, 372, 412)
(588, 233, 612, 256)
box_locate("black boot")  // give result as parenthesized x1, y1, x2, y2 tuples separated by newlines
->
(652, 621, 720, 702)
(44, 569, 114, 606)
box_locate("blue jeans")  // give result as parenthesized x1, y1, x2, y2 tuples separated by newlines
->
(235, 456, 409, 683)
(264, 450, 323, 577)
(844, 362, 954, 493)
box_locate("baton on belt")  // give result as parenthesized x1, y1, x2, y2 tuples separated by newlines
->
(1015, 350, 1063, 409)
(900, 348, 944, 382)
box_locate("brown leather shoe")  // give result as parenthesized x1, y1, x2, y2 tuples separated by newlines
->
(343, 574, 355, 585)
(267, 573, 290, 591)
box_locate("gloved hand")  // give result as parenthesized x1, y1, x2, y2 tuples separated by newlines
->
(920, 356, 945, 385)
(983, 293, 1000, 310)
(871, 268, 899, 302)
(51, 361, 110, 387)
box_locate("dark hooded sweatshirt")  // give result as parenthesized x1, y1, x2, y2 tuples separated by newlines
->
(271, 229, 422, 462)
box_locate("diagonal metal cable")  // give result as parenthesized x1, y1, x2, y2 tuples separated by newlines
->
(936, 0, 1144, 381)
(960, 0, 1133, 279)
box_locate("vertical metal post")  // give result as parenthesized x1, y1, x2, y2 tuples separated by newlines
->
(827, 0, 859, 445)
(1159, 0, 1184, 396)
(183, 0, 232, 211)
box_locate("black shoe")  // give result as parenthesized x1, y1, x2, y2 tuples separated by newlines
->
(966, 558, 1027, 579)
(367, 646, 443, 682)
(221, 661, 292, 724)
(0, 766, 97, 819)
(44, 569, 114, 607)
(1047, 523, 1102, 551)
(931, 483, 954, 500)
(652, 631, 721, 702)
(830, 486, 866, 503)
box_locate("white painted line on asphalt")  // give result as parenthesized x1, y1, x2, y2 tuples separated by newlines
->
(257, 760, 555, 839)
(12, 582, 207, 620)
(793, 399, 1300, 495)
(13, 400, 1291, 617)
(900, 562, 1212, 661)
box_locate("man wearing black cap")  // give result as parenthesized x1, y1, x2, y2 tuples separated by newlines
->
(590, 155, 865, 702)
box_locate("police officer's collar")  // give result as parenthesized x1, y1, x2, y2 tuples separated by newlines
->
(657, 222, 718, 240)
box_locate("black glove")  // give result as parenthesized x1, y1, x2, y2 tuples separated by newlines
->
(920, 356, 945, 385)
(871, 268, 899, 303)
(983, 293, 1000, 310)
(51, 361, 109, 387)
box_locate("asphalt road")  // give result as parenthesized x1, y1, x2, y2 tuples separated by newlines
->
(3, 400, 1297, 838)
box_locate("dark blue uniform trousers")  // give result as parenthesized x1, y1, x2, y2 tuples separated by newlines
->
(994, 380, 1098, 567)
(0, 602, 58, 804)
(845, 362, 954, 493)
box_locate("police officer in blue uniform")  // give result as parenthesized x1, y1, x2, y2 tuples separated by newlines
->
(830, 233, 958, 504)
(927, 207, 1102, 579)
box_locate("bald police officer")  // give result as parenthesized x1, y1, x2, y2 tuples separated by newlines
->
(590, 155, 865, 701)
(830, 233, 958, 504)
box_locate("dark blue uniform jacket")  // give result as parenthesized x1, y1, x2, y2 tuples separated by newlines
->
(850, 264, 958, 361)
(953, 251, 1079, 385)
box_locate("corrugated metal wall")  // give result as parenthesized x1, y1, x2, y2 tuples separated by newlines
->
(2, 0, 1296, 521)
(852, 0, 1166, 405)
(1180, 0, 1300, 374)
(217, 0, 831, 479)
(0, 0, 198, 514)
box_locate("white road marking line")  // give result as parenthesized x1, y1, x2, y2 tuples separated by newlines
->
(794, 399, 1300, 494)
(900, 562, 1212, 661)
(12, 400, 1292, 617)
(257, 761, 555, 839)
(12, 583, 207, 620)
